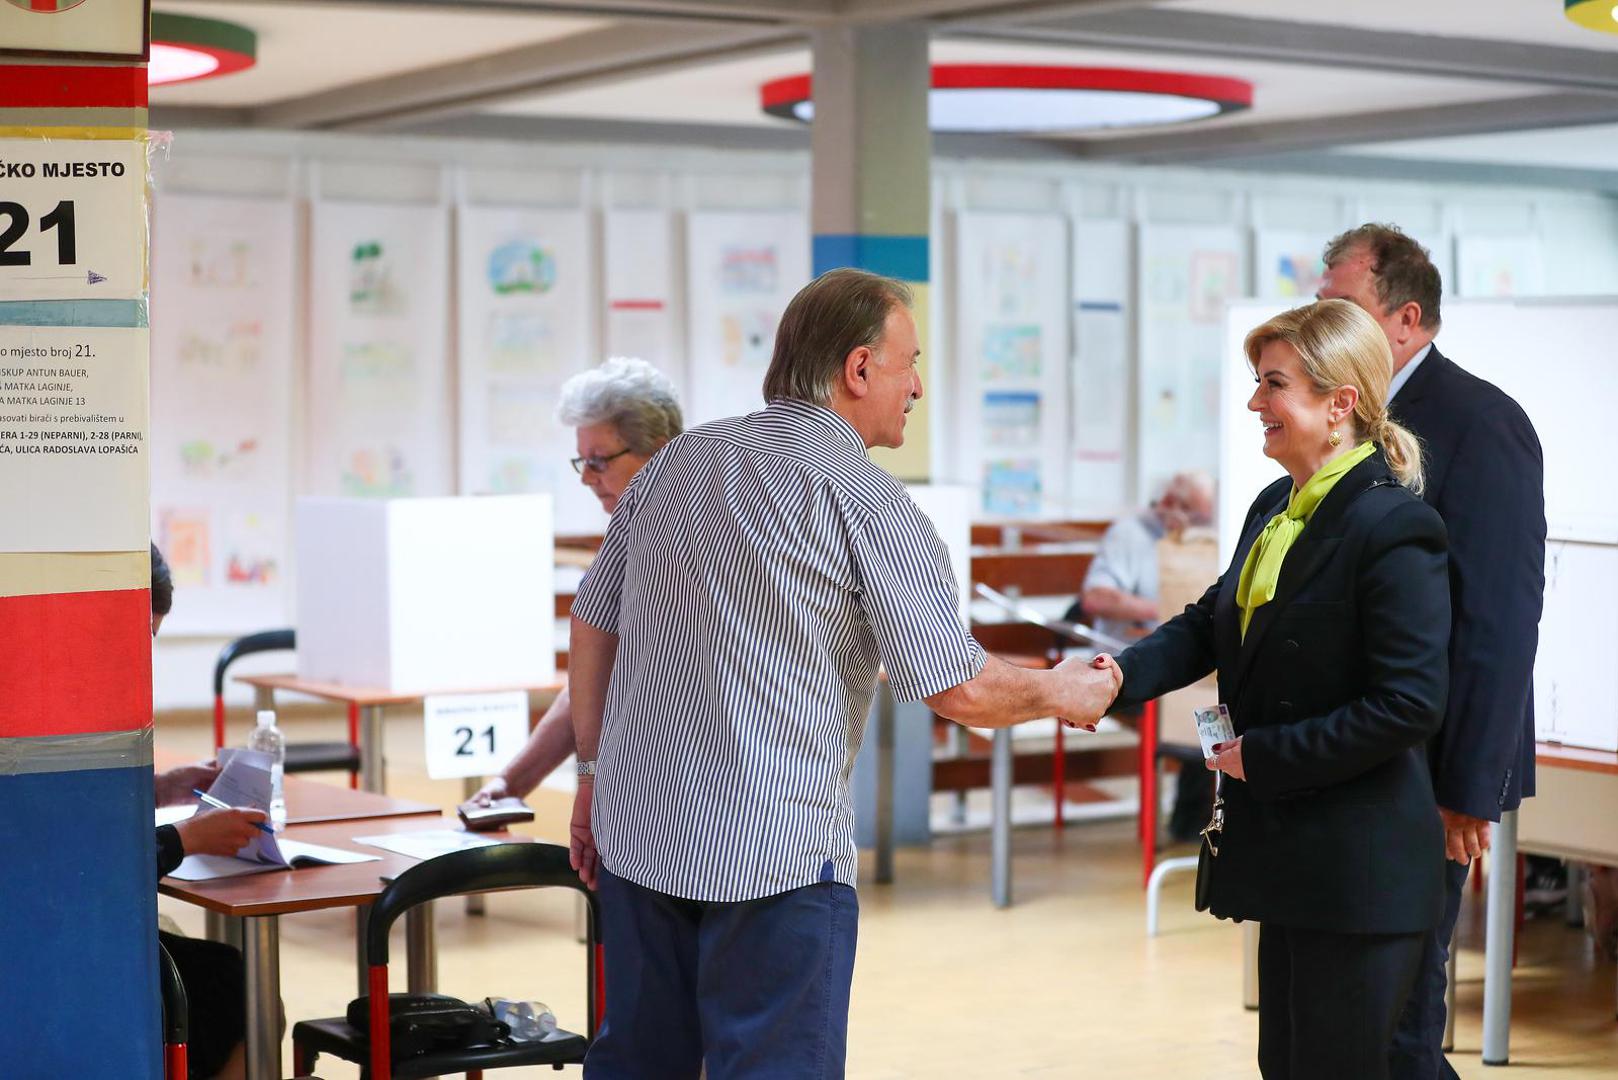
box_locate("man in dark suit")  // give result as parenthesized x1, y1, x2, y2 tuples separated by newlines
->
(1318, 224, 1547, 1080)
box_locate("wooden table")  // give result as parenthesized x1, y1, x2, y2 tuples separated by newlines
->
(161, 803, 538, 1079)
(233, 673, 565, 793)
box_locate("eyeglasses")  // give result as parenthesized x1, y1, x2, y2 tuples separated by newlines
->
(570, 448, 633, 475)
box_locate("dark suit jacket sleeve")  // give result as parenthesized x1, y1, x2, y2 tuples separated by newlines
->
(156, 824, 184, 878)
(1242, 501, 1451, 798)
(1432, 402, 1546, 820)
(1112, 576, 1221, 708)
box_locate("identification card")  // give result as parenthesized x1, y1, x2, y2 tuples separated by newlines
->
(1193, 704, 1236, 758)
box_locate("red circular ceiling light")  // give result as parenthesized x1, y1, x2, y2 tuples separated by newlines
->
(762, 65, 1252, 133)
(148, 12, 257, 87)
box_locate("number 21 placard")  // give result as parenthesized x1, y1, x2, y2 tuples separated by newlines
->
(422, 690, 530, 780)
(0, 137, 147, 302)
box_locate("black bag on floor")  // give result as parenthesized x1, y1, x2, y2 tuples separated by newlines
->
(345, 992, 510, 1059)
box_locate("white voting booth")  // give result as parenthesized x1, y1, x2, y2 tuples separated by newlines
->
(1221, 297, 1618, 754)
(294, 495, 556, 693)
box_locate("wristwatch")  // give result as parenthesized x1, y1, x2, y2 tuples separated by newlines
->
(576, 759, 597, 779)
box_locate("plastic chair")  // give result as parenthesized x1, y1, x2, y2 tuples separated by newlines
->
(158, 942, 188, 1080)
(292, 842, 602, 1080)
(212, 629, 362, 786)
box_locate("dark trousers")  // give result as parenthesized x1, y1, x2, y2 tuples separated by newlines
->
(1258, 922, 1426, 1080)
(585, 866, 859, 1080)
(1388, 859, 1472, 1078)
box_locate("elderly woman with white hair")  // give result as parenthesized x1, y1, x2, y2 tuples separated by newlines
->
(464, 357, 682, 811)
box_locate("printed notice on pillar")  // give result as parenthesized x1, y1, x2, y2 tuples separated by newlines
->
(0, 138, 147, 302)
(0, 324, 148, 552)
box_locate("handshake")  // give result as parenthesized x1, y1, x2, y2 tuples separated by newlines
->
(1055, 653, 1123, 731)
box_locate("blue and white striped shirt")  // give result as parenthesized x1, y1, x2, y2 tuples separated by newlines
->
(571, 398, 986, 902)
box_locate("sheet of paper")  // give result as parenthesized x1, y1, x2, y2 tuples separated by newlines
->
(155, 805, 197, 827)
(277, 840, 380, 866)
(205, 748, 272, 813)
(166, 854, 283, 882)
(353, 829, 504, 861)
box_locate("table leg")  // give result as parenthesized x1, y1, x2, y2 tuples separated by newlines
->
(360, 704, 386, 793)
(406, 901, 438, 993)
(991, 726, 1012, 909)
(355, 905, 372, 999)
(205, 910, 244, 951)
(241, 915, 281, 1080)
(1482, 810, 1519, 1066)
(1567, 862, 1586, 927)
(1242, 922, 1260, 1011)
(463, 776, 487, 916)
(874, 684, 895, 886)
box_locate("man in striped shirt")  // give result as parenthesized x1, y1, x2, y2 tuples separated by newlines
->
(569, 268, 1121, 1079)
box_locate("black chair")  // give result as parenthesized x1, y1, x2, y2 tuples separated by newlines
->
(212, 629, 362, 785)
(292, 842, 601, 1080)
(158, 942, 188, 1080)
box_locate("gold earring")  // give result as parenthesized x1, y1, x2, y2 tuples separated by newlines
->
(1328, 430, 1342, 447)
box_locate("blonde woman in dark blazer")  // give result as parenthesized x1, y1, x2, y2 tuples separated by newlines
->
(1096, 299, 1451, 1079)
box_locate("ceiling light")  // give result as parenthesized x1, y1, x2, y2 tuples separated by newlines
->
(1565, 0, 1618, 33)
(761, 65, 1252, 134)
(148, 12, 256, 87)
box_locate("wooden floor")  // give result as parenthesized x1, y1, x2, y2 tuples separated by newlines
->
(156, 709, 1618, 1078)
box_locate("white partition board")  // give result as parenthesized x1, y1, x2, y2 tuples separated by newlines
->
(295, 495, 554, 694)
(906, 484, 975, 621)
(1138, 225, 1246, 501)
(955, 212, 1069, 517)
(685, 211, 809, 425)
(1069, 219, 1130, 515)
(150, 193, 296, 634)
(604, 209, 680, 393)
(308, 201, 453, 498)
(456, 205, 602, 534)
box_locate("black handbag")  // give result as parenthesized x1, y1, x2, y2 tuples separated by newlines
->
(345, 992, 510, 1059)
(1193, 773, 1225, 913)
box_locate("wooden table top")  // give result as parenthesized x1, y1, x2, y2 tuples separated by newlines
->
(155, 749, 441, 825)
(158, 815, 549, 918)
(1537, 742, 1618, 777)
(233, 672, 566, 707)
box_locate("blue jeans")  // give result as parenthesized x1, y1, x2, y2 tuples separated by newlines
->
(1388, 859, 1472, 1079)
(585, 865, 859, 1080)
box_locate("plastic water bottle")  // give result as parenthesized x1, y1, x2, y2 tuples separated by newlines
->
(247, 709, 287, 831)
(487, 999, 556, 1042)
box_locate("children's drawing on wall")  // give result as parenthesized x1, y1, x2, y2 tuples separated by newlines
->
(340, 341, 416, 407)
(720, 244, 779, 294)
(220, 510, 279, 586)
(1189, 250, 1241, 323)
(982, 390, 1041, 448)
(983, 459, 1042, 516)
(177, 319, 263, 371)
(179, 437, 261, 479)
(488, 239, 557, 296)
(1273, 251, 1325, 298)
(349, 240, 405, 314)
(187, 235, 255, 290)
(342, 446, 413, 497)
(981, 324, 1042, 381)
(160, 509, 212, 588)
(721, 309, 776, 368)
(485, 312, 559, 374)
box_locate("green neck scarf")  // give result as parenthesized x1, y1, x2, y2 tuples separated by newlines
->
(1235, 441, 1375, 639)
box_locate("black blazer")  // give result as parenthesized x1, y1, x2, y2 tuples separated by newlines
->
(1115, 450, 1451, 934)
(1389, 346, 1546, 820)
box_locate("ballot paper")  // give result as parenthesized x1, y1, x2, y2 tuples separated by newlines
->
(1193, 704, 1236, 758)
(353, 829, 506, 862)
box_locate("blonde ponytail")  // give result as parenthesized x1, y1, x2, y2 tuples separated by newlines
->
(1375, 416, 1425, 496)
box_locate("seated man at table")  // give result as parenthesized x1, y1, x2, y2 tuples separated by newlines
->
(465, 358, 683, 811)
(152, 543, 267, 1080)
(1067, 471, 1214, 841)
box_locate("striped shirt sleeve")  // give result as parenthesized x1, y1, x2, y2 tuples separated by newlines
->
(851, 497, 986, 702)
(571, 473, 642, 635)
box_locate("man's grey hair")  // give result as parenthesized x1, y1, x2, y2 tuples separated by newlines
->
(555, 357, 684, 456)
(762, 268, 913, 406)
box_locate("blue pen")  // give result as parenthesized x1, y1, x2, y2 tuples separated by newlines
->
(192, 788, 276, 834)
